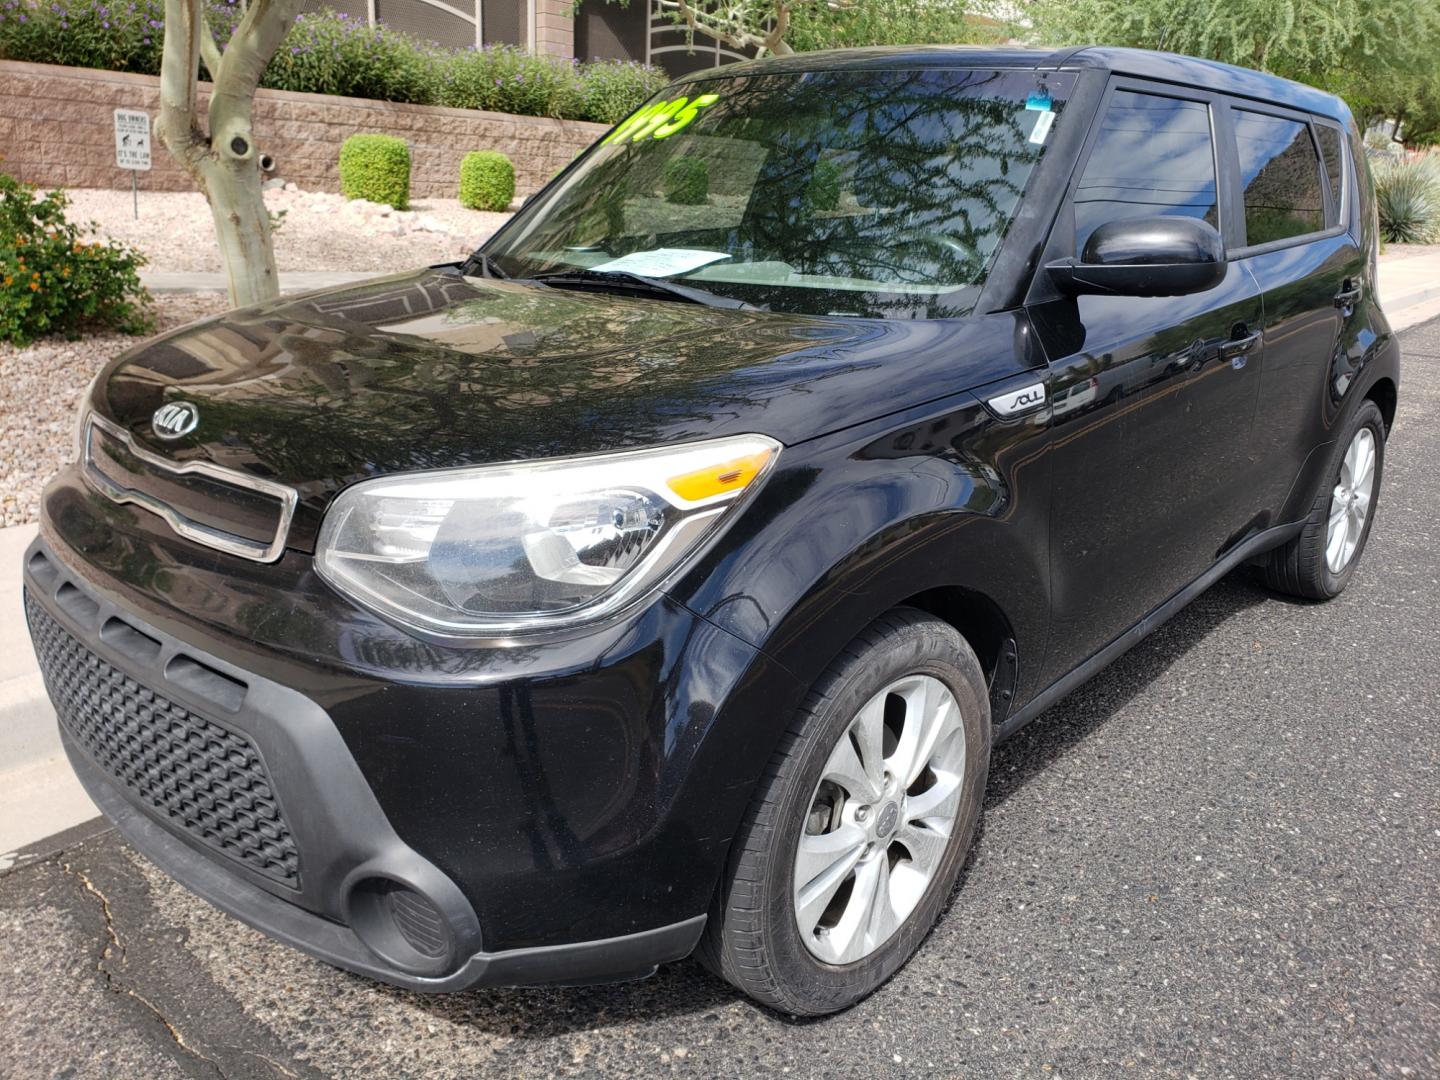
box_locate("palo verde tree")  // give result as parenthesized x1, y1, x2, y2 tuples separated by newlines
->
(156, 0, 303, 307)
(1023, 0, 1440, 112)
(596, 0, 1000, 61)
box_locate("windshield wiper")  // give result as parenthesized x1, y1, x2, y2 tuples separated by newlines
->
(458, 251, 510, 280)
(532, 269, 758, 311)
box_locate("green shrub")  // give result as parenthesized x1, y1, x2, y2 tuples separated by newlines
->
(662, 157, 709, 206)
(0, 0, 166, 75)
(259, 10, 439, 105)
(1374, 155, 1440, 244)
(339, 134, 411, 209)
(0, 172, 152, 346)
(459, 151, 516, 212)
(0, 4, 669, 125)
(579, 60, 671, 125)
(439, 46, 585, 119)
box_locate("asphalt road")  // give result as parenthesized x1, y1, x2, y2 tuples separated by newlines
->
(3, 321, 1438, 1080)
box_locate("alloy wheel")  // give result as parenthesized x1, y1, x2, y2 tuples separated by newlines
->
(1326, 427, 1377, 574)
(792, 675, 966, 965)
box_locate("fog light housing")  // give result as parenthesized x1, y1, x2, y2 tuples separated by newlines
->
(348, 877, 456, 974)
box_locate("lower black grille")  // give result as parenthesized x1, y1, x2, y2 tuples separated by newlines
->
(25, 592, 300, 887)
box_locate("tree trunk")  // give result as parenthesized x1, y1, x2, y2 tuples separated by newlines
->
(156, 0, 299, 308)
(198, 155, 278, 308)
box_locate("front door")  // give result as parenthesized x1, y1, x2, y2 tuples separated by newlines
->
(1028, 84, 1266, 682)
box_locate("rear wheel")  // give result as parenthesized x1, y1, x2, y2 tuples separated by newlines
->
(1261, 400, 1385, 600)
(698, 609, 990, 1015)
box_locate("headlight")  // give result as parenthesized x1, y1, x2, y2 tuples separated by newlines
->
(315, 434, 780, 638)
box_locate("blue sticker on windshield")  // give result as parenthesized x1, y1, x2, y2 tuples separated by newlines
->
(1026, 90, 1052, 112)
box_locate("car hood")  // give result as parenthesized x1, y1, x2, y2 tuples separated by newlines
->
(94, 268, 1022, 539)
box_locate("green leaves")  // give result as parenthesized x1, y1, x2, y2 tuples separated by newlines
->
(338, 134, 410, 210)
(0, 172, 154, 346)
(459, 151, 515, 212)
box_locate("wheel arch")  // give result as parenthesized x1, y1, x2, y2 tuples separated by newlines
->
(1365, 375, 1397, 433)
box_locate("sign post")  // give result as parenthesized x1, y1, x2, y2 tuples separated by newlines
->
(113, 109, 152, 221)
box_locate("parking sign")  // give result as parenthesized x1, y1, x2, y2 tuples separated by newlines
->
(114, 109, 152, 171)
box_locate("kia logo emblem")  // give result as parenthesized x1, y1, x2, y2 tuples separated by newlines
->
(151, 401, 199, 440)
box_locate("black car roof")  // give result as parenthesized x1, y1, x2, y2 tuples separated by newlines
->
(677, 44, 1351, 124)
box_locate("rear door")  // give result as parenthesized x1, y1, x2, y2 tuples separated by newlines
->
(1026, 81, 1266, 682)
(1227, 105, 1372, 514)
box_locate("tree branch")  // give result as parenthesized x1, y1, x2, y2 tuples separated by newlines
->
(668, 0, 794, 58)
(207, 0, 302, 164)
(155, 0, 208, 170)
(199, 12, 224, 84)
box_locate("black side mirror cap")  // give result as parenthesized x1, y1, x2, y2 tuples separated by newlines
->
(1047, 216, 1226, 298)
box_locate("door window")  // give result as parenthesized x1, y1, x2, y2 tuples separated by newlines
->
(1234, 110, 1326, 244)
(1073, 90, 1218, 253)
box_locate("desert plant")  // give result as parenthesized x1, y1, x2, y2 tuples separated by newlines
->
(1373, 155, 1440, 243)
(0, 172, 153, 345)
(459, 150, 516, 212)
(338, 134, 411, 209)
(662, 157, 709, 206)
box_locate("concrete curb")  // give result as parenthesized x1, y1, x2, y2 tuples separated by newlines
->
(140, 270, 380, 295)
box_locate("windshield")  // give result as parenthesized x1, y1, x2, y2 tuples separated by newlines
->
(483, 66, 1075, 319)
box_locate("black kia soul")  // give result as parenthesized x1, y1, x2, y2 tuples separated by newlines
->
(25, 45, 1398, 1015)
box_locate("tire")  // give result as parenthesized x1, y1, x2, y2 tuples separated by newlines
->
(697, 609, 991, 1015)
(1260, 399, 1386, 601)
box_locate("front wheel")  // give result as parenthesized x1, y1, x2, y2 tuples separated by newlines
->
(697, 609, 990, 1015)
(1261, 399, 1386, 600)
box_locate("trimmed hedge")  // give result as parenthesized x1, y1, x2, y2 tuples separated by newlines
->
(663, 158, 709, 206)
(459, 151, 516, 212)
(339, 134, 411, 210)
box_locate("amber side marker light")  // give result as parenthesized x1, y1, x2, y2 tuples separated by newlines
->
(667, 449, 774, 502)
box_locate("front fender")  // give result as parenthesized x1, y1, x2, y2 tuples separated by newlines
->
(668, 389, 1053, 720)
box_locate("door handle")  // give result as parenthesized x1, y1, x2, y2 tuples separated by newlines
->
(1334, 281, 1363, 311)
(1219, 330, 1261, 360)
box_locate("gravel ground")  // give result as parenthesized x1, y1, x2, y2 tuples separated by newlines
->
(0, 292, 230, 527)
(0, 320, 1436, 1079)
(64, 187, 511, 274)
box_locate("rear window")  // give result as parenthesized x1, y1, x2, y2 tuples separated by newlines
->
(1234, 110, 1326, 245)
(1315, 124, 1346, 224)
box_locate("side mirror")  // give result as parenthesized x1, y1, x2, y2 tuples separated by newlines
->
(1047, 216, 1225, 297)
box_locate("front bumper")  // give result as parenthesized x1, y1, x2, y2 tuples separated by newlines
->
(23, 528, 721, 989)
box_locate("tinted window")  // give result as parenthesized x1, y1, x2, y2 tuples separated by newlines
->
(1074, 91, 1217, 253)
(1234, 110, 1325, 245)
(486, 68, 1075, 320)
(1315, 124, 1345, 223)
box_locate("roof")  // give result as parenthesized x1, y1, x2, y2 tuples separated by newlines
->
(677, 44, 1351, 124)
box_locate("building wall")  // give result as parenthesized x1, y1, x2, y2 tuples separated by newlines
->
(0, 60, 608, 199)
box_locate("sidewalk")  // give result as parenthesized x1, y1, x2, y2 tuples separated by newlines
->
(6, 247, 1440, 857)
(1377, 248, 1440, 330)
(140, 270, 377, 294)
(0, 522, 96, 864)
